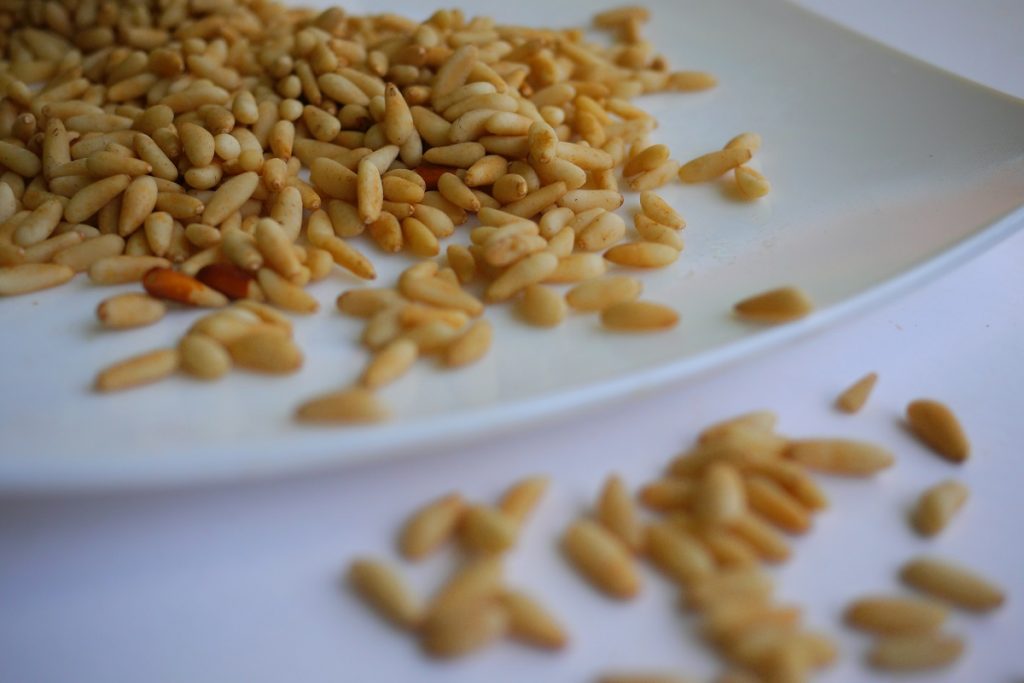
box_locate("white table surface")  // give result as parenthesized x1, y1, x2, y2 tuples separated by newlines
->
(2, 1, 1023, 681)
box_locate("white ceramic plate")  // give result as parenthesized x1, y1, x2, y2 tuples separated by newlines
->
(3, 0, 1024, 490)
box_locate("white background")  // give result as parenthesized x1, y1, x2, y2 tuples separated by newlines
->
(2, 1, 1023, 681)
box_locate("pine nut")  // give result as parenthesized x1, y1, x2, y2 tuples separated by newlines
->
(178, 333, 232, 380)
(226, 329, 302, 374)
(911, 480, 969, 537)
(835, 372, 878, 413)
(486, 251, 558, 301)
(845, 596, 947, 635)
(646, 522, 715, 586)
(786, 439, 894, 476)
(360, 335, 415, 388)
(901, 557, 1005, 612)
(295, 388, 389, 424)
(65, 174, 131, 224)
(52, 233, 125, 272)
(0, 262, 74, 296)
(906, 399, 970, 463)
(257, 267, 318, 313)
(601, 300, 679, 331)
(567, 276, 643, 312)
(94, 348, 179, 392)
(730, 514, 791, 563)
(623, 144, 670, 178)
(502, 591, 568, 650)
(400, 275, 483, 316)
(517, 284, 566, 327)
(639, 191, 685, 228)
(96, 293, 166, 329)
(694, 463, 746, 524)
(420, 600, 507, 659)
(627, 159, 681, 192)
(143, 267, 228, 307)
(597, 474, 645, 552)
(498, 476, 549, 526)
(348, 558, 422, 630)
(734, 286, 813, 324)
(427, 555, 504, 621)
(546, 253, 608, 283)
(735, 166, 771, 199)
(868, 633, 965, 671)
(196, 263, 263, 301)
(89, 255, 171, 285)
(724, 132, 762, 153)
(684, 568, 774, 610)
(563, 518, 641, 599)
(459, 505, 518, 554)
(744, 475, 811, 534)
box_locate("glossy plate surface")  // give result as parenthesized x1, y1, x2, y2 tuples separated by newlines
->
(2, 0, 1023, 489)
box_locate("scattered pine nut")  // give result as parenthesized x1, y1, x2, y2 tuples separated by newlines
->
(786, 438, 894, 476)
(226, 329, 303, 374)
(94, 348, 179, 392)
(845, 595, 947, 635)
(749, 460, 829, 511)
(604, 242, 679, 269)
(178, 333, 232, 380)
(486, 251, 559, 302)
(835, 372, 878, 413)
(639, 191, 685, 229)
(360, 339, 418, 389)
(498, 476, 550, 526)
(88, 255, 171, 285)
(294, 388, 389, 424)
(566, 276, 643, 312)
(678, 148, 751, 183)
(734, 166, 771, 199)
(52, 234, 126, 272)
(911, 480, 969, 537)
(96, 293, 166, 329)
(900, 557, 1006, 612)
(724, 132, 763, 154)
(563, 518, 641, 599)
(638, 478, 694, 512)
(517, 284, 567, 327)
(0, 263, 74, 296)
(143, 267, 229, 308)
(444, 319, 493, 368)
(427, 555, 504, 619)
(733, 286, 813, 323)
(693, 463, 746, 525)
(683, 567, 773, 610)
(601, 301, 679, 332)
(398, 493, 467, 561)
(348, 558, 423, 631)
(906, 399, 970, 463)
(597, 474, 645, 553)
(868, 633, 965, 671)
(744, 475, 812, 534)
(459, 505, 518, 555)
(501, 590, 568, 650)
(730, 513, 791, 563)
(646, 522, 714, 586)
(699, 411, 778, 443)
(420, 600, 508, 659)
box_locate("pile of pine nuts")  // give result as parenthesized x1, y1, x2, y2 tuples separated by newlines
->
(0, 2, 791, 423)
(348, 390, 1006, 681)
